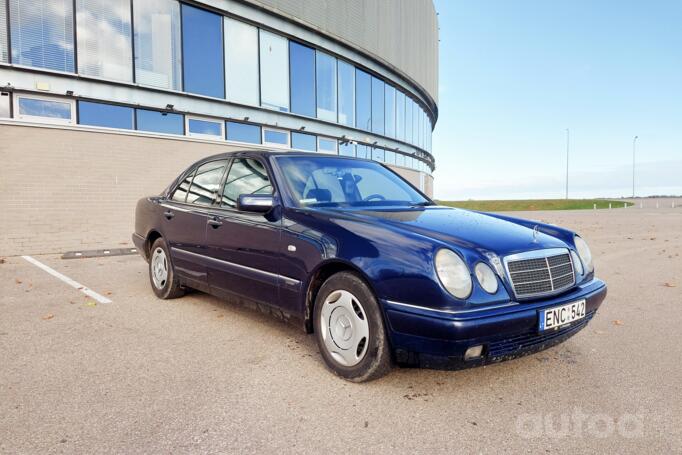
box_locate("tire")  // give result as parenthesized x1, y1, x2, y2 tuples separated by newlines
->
(148, 237, 184, 299)
(313, 272, 392, 382)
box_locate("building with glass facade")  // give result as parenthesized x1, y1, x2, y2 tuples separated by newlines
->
(0, 0, 439, 255)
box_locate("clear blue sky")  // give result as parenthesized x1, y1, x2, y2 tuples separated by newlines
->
(432, 0, 682, 200)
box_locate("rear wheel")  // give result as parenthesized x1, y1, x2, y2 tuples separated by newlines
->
(313, 272, 391, 382)
(149, 237, 184, 299)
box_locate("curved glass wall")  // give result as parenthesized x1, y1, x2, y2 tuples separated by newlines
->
(5, 0, 434, 168)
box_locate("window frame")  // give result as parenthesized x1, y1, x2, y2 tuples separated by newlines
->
(185, 115, 225, 140)
(262, 127, 290, 148)
(13, 94, 75, 125)
(168, 159, 229, 207)
(217, 155, 276, 211)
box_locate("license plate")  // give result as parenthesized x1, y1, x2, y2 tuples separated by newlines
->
(539, 300, 586, 331)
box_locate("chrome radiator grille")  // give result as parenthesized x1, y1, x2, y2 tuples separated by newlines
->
(505, 249, 576, 299)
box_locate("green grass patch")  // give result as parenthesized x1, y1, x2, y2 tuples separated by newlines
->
(435, 199, 634, 212)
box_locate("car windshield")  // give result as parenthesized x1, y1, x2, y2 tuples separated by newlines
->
(275, 156, 431, 208)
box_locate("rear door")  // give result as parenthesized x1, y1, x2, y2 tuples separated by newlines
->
(162, 159, 229, 291)
(205, 157, 284, 307)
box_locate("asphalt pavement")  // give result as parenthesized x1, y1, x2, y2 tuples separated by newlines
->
(1, 205, 681, 453)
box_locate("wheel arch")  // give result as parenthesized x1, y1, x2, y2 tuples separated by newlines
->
(303, 259, 381, 334)
(145, 230, 163, 259)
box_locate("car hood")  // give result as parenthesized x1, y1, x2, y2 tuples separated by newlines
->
(325, 206, 568, 257)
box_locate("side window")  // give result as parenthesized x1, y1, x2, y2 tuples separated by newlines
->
(221, 158, 273, 207)
(185, 160, 228, 206)
(171, 169, 195, 202)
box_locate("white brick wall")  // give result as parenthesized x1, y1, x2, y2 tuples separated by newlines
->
(0, 123, 433, 256)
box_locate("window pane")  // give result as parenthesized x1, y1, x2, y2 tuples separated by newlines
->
(289, 42, 315, 117)
(385, 85, 396, 138)
(134, 0, 181, 90)
(371, 77, 384, 135)
(224, 18, 258, 105)
(385, 150, 395, 165)
(188, 118, 222, 137)
(78, 101, 133, 129)
(395, 152, 405, 167)
(263, 128, 289, 146)
(0, 1, 7, 63)
(318, 138, 337, 153)
(316, 51, 337, 121)
(339, 142, 355, 157)
(77, 0, 132, 81)
(136, 109, 183, 135)
(356, 144, 370, 159)
(227, 121, 261, 144)
(405, 98, 413, 144)
(221, 158, 272, 207)
(18, 97, 71, 119)
(413, 102, 420, 148)
(187, 160, 228, 206)
(355, 69, 371, 131)
(10, 0, 74, 72)
(172, 169, 194, 202)
(337, 61, 354, 127)
(260, 30, 289, 112)
(396, 91, 405, 142)
(0, 93, 9, 118)
(182, 5, 224, 98)
(291, 132, 316, 151)
(372, 147, 385, 162)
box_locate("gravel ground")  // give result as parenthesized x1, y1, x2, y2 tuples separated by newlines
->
(1, 205, 681, 454)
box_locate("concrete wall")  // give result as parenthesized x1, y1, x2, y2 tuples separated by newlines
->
(0, 123, 433, 256)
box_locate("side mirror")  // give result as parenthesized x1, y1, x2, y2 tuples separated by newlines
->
(237, 194, 274, 213)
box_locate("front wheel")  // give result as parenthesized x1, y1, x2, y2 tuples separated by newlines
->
(149, 237, 184, 299)
(313, 272, 392, 382)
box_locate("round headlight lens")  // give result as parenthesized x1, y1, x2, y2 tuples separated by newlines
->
(474, 263, 499, 294)
(570, 250, 584, 276)
(574, 236, 594, 274)
(435, 249, 472, 299)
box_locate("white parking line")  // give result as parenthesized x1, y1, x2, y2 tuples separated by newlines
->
(21, 255, 112, 304)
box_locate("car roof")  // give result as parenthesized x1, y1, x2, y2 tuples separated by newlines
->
(197, 149, 371, 164)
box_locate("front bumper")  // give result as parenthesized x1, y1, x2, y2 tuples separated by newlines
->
(383, 279, 607, 369)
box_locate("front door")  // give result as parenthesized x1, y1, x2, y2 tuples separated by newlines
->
(205, 157, 283, 307)
(162, 159, 229, 291)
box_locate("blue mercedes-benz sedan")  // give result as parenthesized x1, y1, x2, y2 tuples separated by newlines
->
(133, 151, 607, 382)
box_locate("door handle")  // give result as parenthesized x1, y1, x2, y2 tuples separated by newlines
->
(207, 218, 223, 228)
(164, 210, 175, 220)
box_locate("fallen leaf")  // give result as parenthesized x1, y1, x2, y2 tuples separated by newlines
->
(0, 258, 5, 264)
(663, 283, 677, 288)
(216, 314, 224, 318)
(105, 291, 113, 296)
(15, 278, 22, 284)
(85, 301, 97, 307)
(69, 300, 76, 305)
(42, 314, 54, 320)
(612, 320, 624, 326)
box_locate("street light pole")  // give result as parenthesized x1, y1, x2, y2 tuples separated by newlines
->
(632, 135, 638, 198)
(565, 128, 570, 199)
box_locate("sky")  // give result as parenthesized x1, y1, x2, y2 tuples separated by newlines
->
(431, 0, 682, 200)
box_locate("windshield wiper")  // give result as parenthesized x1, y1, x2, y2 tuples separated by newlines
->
(410, 201, 436, 207)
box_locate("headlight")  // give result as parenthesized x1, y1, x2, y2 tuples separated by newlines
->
(474, 263, 498, 294)
(574, 236, 594, 274)
(435, 249, 472, 299)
